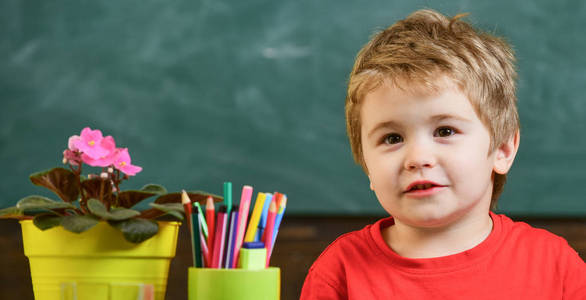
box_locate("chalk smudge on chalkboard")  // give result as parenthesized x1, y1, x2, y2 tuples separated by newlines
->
(262, 44, 310, 59)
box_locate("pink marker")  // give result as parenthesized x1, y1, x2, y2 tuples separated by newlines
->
(231, 185, 253, 268)
(211, 206, 228, 268)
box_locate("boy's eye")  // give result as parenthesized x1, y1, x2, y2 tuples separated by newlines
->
(383, 133, 403, 145)
(435, 127, 456, 137)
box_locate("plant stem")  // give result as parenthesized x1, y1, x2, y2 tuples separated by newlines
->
(114, 169, 121, 207)
(99, 175, 106, 210)
(75, 163, 89, 214)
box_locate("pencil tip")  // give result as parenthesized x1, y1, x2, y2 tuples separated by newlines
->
(181, 190, 190, 204)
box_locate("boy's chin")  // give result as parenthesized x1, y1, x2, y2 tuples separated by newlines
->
(392, 209, 465, 229)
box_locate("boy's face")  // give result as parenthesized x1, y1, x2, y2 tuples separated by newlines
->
(360, 79, 506, 229)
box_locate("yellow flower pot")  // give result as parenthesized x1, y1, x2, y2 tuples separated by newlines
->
(20, 220, 180, 300)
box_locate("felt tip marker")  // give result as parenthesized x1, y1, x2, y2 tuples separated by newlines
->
(232, 185, 253, 268)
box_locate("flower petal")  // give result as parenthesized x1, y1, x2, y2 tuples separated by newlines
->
(119, 164, 142, 176)
(77, 127, 110, 159)
(101, 136, 116, 150)
(63, 149, 80, 166)
(68, 135, 81, 151)
(81, 153, 115, 167)
(113, 148, 142, 176)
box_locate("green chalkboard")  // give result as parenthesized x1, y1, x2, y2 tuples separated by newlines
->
(1, 0, 585, 216)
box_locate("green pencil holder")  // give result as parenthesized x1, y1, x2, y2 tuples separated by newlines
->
(188, 267, 280, 300)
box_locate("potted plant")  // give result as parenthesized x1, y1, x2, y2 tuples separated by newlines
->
(0, 127, 222, 300)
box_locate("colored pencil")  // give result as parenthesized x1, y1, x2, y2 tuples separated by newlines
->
(224, 207, 239, 268)
(271, 195, 287, 247)
(262, 200, 277, 267)
(211, 205, 228, 268)
(193, 201, 208, 239)
(256, 193, 273, 241)
(192, 210, 203, 268)
(181, 190, 195, 267)
(244, 193, 266, 242)
(231, 185, 253, 268)
(205, 196, 215, 259)
(199, 222, 210, 268)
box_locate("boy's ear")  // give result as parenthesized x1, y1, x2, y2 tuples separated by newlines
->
(493, 130, 520, 174)
(368, 176, 375, 191)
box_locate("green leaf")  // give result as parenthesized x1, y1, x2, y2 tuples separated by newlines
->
(87, 198, 109, 218)
(33, 214, 63, 230)
(61, 215, 99, 233)
(29, 167, 79, 203)
(17, 196, 75, 211)
(149, 203, 184, 220)
(141, 184, 167, 195)
(87, 198, 140, 221)
(65, 209, 79, 216)
(0, 206, 23, 218)
(116, 190, 157, 209)
(108, 208, 141, 221)
(109, 219, 159, 243)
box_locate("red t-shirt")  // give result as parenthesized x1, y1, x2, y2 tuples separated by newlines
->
(300, 212, 585, 299)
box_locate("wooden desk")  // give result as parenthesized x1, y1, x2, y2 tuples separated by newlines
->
(1, 216, 584, 299)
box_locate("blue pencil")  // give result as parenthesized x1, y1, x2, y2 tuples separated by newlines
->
(256, 193, 273, 241)
(271, 195, 287, 247)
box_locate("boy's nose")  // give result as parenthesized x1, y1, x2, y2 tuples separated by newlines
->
(403, 142, 436, 170)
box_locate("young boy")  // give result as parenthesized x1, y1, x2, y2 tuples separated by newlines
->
(300, 9, 585, 299)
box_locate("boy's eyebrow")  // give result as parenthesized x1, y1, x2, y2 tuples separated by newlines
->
(367, 120, 402, 139)
(429, 114, 471, 123)
(366, 114, 471, 139)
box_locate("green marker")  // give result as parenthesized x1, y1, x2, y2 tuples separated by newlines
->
(224, 182, 232, 217)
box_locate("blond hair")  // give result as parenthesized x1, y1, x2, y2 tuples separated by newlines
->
(346, 9, 519, 209)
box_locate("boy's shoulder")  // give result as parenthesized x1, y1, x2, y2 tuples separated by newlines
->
(496, 213, 573, 247)
(308, 217, 391, 273)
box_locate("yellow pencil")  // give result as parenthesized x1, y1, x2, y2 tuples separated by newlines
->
(244, 192, 266, 242)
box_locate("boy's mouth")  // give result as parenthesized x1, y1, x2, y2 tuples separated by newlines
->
(404, 181, 444, 193)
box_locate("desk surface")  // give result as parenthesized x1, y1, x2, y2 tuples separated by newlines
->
(0, 216, 584, 299)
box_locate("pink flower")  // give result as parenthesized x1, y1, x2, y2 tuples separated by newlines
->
(113, 148, 142, 176)
(63, 149, 81, 166)
(73, 127, 111, 159)
(68, 135, 81, 151)
(81, 136, 117, 167)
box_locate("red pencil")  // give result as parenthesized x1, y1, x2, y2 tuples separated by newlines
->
(181, 190, 195, 267)
(181, 190, 193, 226)
(211, 206, 227, 268)
(262, 200, 277, 267)
(205, 196, 215, 258)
